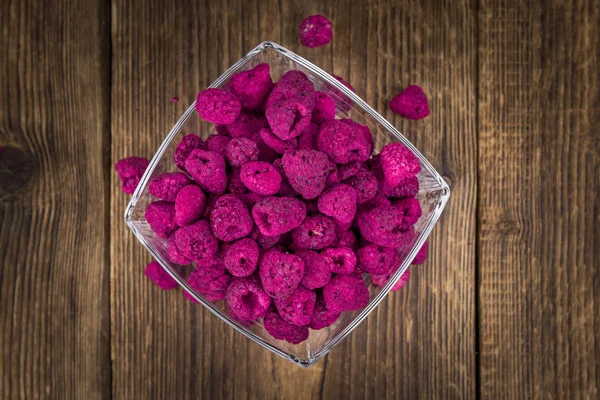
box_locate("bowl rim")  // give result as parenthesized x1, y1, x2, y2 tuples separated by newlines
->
(124, 41, 450, 367)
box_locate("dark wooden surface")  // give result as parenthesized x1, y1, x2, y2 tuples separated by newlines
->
(0, 0, 598, 398)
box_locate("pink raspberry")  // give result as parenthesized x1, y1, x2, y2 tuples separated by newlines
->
(174, 220, 219, 263)
(230, 63, 274, 109)
(323, 275, 369, 312)
(226, 110, 268, 139)
(296, 249, 333, 289)
(379, 142, 421, 187)
(209, 194, 253, 242)
(240, 161, 282, 196)
(114, 156, 149, 194)
(185, 149, 228, 194)
(145, 201, 177, 238)
(312, 91, 336, 123)
(299, 14, 333, 48)
(412, 241, 428, 265)
(259, 128, 298, 154)
(389, 85, 429, 120)
(251, 198, 306, 238)
(224, 137, 259, 167)
(174, 134, 204, 171)
(167, 233, 191, 265)
(226, 276, 271, 320)
(317, 119, 371, 164)
(357, 244, 398, 275)
(149, 172, 190, 201)
(223, 238, 259, 277)
(264, 311, 309, 344)
(259, 249, 305, 298)
(185, 263, 231, 302)
(379, 176, 420, 198)
(317, 183, 357, 224)
(227, 168, 248, 195)
(297, 122, 319, 150)
(344, 168, 378, 204)
(391, 197, 422, 225)
(357, 204, 414, 248)
(292, 213, 336, 250)
(372, 268, 411, 291)
(335, 230, 357, 250)
(272, 158, 298, 196)
(341, 118, 374, 157)
(274, 286, 316, 326)
(205, 133, 231, 157)
(321, 247, 356, 275)
(144, 261, 179, 290)
(309, 299, 340, 330)
(281, 149, 330, 199)
(195, 88, 241, 124)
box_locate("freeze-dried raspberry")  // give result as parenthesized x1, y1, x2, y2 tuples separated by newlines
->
(224, 137, 259, 167)
(379, 176, 420, 198)
(344, 168, 378, 204)
(391, 197, 422, 224)
(185, 263, 231, 302)
(341, 118, 374, 157)
(223, 238, 260, 277)
(226, 276, 271, 320)
(259, 128, 298, 154)
(317, 119, 371, 164)
(357, 204, 414, 248)
(205, 134, 231, 157)
(389, 85, 429, 120)
(144, 261, 179, 290)
(281, 149, 330, 199)
(227, 168, 248, 195)
(323, 275, 369, 312)
(372, 268, 410, 291)
(167, 184, 203, 226)
(312, 91, 336, 123)
(250, 226, 280, 250)
(412, 241, 428, 265)
(209, 194, 253, 242)
(167, 233, 191, 265)
(309, 299, 340, 330)
(299, 14, 333, 48)
(259, 249, 305, 298)
(321, 247, 356, 275)
(274, 285, 316, 326)
(335, 230, 358, 250)
(230, 63, 274, 109)
(174, 220, 219, 263)
(174, 134, 204, 171)
(226, 110, 268, 139)
(379, 142, 421, 187)
(317, 183, 357, 224)
(357, 243, 398, 275)
(185, 149, 228, 194)
(264, 311, 309, 344)
(272, 158, 297, 196)
(292, 213, 336, 250)
(114, 156, 149, 194)
(240, 161, 282, 196)
(195, 88, 241, 124)
(145, 200, 177, 238)
(148, 172, 190, 201)
(296, 249, 333, 289)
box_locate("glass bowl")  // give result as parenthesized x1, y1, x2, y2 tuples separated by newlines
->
(125, 41, 450, 367)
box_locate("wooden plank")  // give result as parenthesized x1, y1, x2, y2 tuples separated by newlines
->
(111, 0, 477, 398)
(0, 1, 111, 399)
(478, 0, 600, 397)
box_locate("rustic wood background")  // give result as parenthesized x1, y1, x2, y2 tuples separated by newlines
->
(0, 0, 598, 398)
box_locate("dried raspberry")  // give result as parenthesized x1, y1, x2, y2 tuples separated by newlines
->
(337, 162, 365, 181)
(224, 137, 259, 167)
(250, 226, 280, 250)
(389, 85, 429, 120)
(259, 128, 298, 154)
(227, 168, 248, 195)
(209, 194, 253, 242)
(195, 88, 241, 124)
(226, 110, 268, 139)
(174, 220, 219, 263)
(296, 249, 333, 289)
(226, 276, 271, 320)
(391, 197, 422, 224)
(312, 91, 336, 123)
(309, 299, 340, 330)
(148, 172, 190, 201)
(167, 233, 191, 265)
(144, 261, 179, 290)
(223, 238, 259, 277)
(344, 168, 378, 204)
(259, 249, 305, 298)
(240, 161, 282, 196)
(274, 285, 316, 326)
(299, 14, 333, 48)
(357, 204, 414, 248)
(174, 134, 204, 171)
(412, 241, 428, 265)
(185, 263, 231, 302)
(145, 200, 177, 238)
(323, 275, 369, 312)
(357, 244, 398, 275)
(230, 63, 274, 109)
(379, 142, 421, 187)
(335, 230, 358, 250)
(317, 119, 371, 164)
(321, 247, 356, 275)
(272, 158, 298, 196)
(379, 176, 420, 198)
(114, 156, 149, 194)
(292, 213, 336, 250)
(264, 311, 309, 344)
(185, 149, 228, 194)
(317, 183, 357, 224)
(281, 149, 330, 199)
(205, 134, 231, 157)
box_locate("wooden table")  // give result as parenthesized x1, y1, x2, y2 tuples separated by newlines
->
(1, 0, 598, 398)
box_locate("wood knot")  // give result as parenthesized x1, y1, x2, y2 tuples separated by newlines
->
(0, 146, 35, 198)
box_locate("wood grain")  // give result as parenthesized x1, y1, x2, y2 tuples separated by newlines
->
(0, 0, 111, 399)
(478, 0, 600, 398)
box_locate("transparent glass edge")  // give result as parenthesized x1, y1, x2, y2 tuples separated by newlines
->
(123, 41, 451, 367)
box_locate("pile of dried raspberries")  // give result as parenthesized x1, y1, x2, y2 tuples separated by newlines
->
(137, 65, 428, 344)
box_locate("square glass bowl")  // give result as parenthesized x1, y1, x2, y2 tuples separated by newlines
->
(125, 41, 449, 367)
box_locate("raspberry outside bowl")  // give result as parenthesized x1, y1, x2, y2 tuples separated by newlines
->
(125, 41, 449, 367)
